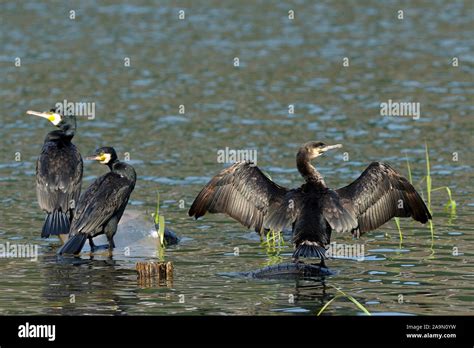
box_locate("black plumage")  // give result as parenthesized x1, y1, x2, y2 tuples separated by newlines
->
(58, 147, 136, 255)
(28, 109, 83, 239)
(189, 141, 432, 264)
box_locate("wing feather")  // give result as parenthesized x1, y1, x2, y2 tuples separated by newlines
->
(36, 142, 83, 213)
(337, 162, 431, 235)
(69, 172, 133, 236)
(189, 161, 296, 233)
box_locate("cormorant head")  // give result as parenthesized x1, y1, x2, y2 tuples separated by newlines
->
(27, 108, 77, 134)
(301, 141, 342, 160)
(86, 147, 118, 165)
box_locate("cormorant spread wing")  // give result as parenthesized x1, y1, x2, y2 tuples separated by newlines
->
(336, 162, 432, 235)
(189, 161, 296, 233)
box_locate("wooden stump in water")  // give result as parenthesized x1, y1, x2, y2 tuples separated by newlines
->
(136, 261, 173, 286)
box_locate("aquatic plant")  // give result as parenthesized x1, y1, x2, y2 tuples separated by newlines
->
(260, 229, 286, 265)
(422, 143, 435, 252)
(394, 143, 457, 248)
(394, 217, 403, 248)
(405, 153, 413, 184)
(152, 191, 166, 261)
(317, 285, 371, 316)
(260, 228, 286, 264)
(265, 229, 285, 248)
(431, 186, 457, 215)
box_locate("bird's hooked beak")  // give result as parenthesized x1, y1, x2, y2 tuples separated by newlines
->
(321, 144, 343, 153)
(27, 110, 62, 126)
(86, 153, 111, 164)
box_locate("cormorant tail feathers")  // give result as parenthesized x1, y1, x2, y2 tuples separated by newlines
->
(293, 241, 327, 260)
(41, 210, 70, 238)
(57, 234, 87, 255)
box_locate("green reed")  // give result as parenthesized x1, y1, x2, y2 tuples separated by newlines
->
(395, 143, 456, 249)
(152, 191, 166, 261)
(317, 285, 371, 316)
(260, 229, 286, 265)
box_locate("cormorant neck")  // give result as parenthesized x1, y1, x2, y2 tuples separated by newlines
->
(58, 118, 76, 138)
(110, 160, 137, 183)
(45, 130, 74, 143)
(296, 152, 326, 187)
(107, 159, 120, 172)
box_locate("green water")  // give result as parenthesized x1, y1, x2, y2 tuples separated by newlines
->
(0, 1, 473, 315)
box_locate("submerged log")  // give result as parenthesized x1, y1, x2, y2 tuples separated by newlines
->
(136, 261, 173, 286)
(219, 262, 335, 279)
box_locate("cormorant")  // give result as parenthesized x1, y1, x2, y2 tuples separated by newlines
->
(28, 109, 83, 240)
(189, 141, 432, 264)
(58, 147, 136, 255)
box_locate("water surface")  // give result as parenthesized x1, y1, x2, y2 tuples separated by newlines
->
(0, 1, 473, 315)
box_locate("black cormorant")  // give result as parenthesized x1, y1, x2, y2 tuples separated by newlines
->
(58, 147, 136, 255)
(28, 109, 83, 240)
(189, 141, 432, 264)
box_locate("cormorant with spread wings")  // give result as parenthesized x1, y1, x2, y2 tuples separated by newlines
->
(189, 141, 431, 264)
